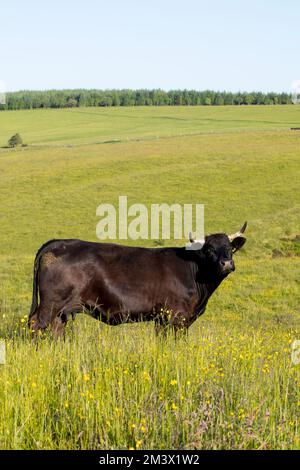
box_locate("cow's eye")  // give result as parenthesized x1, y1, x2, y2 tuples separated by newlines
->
(206, 248, 216, 257)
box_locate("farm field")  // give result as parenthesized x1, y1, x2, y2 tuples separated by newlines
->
(0, 105, 300, 449)
(1, 105, 300, 147)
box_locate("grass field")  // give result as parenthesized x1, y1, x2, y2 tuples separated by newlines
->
(0, 105, 300, 449)
(1, 105, 300, 147)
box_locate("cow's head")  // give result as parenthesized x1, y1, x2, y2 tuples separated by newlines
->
(189, 222, 247, 278)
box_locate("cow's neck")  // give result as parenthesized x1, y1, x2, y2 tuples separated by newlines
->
(191, 256, 224, 311)
(195, 279, 220, 309)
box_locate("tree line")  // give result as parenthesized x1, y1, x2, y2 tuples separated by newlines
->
(0, 89, 293, 110)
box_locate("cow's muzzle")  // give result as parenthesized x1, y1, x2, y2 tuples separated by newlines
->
(220, 259, 235, 274)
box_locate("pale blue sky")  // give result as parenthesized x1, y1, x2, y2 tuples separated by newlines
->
(1, 0, 299, 92)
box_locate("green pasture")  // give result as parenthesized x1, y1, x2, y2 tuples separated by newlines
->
(0, 105, 300, 147)
(0, 105, 299, 449)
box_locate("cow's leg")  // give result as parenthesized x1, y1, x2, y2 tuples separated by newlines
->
(169, 311, 190, 340)
(28, 312, 39, 334)
(173, 324, 189, 340)
(68, 312, 77, 335)
(50, 302, 81, 339)
(155, 319, 188, 340)
(154, 319, 167, 337)
(28, 304, 52, 338)
(154, 313, 170, 337)
(51, 315, 67, 340)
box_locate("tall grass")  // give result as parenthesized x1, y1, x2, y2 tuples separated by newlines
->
(1, 312, 299, 449)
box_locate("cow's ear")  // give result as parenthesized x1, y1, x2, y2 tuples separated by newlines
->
(231, 236, 246, 253)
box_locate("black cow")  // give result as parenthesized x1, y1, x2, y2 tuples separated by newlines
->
(28, 223, 247, 338)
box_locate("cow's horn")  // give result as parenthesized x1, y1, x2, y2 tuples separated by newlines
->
(188, 232, 205, 248)
(189, 232, 194, 243)
(228, 221, 247, 242)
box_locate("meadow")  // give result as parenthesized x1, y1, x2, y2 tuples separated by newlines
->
(0, 105, 300, 449)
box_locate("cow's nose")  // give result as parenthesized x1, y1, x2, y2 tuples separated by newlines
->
(221, 259, 235, 272)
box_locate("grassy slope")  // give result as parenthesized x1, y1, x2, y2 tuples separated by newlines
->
(1, 105, 300, 146)
(0, 106, 300, 449)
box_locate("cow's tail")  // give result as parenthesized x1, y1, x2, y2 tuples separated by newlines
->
(28, 240, 58, 322)
(28, 252, 41, 321)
